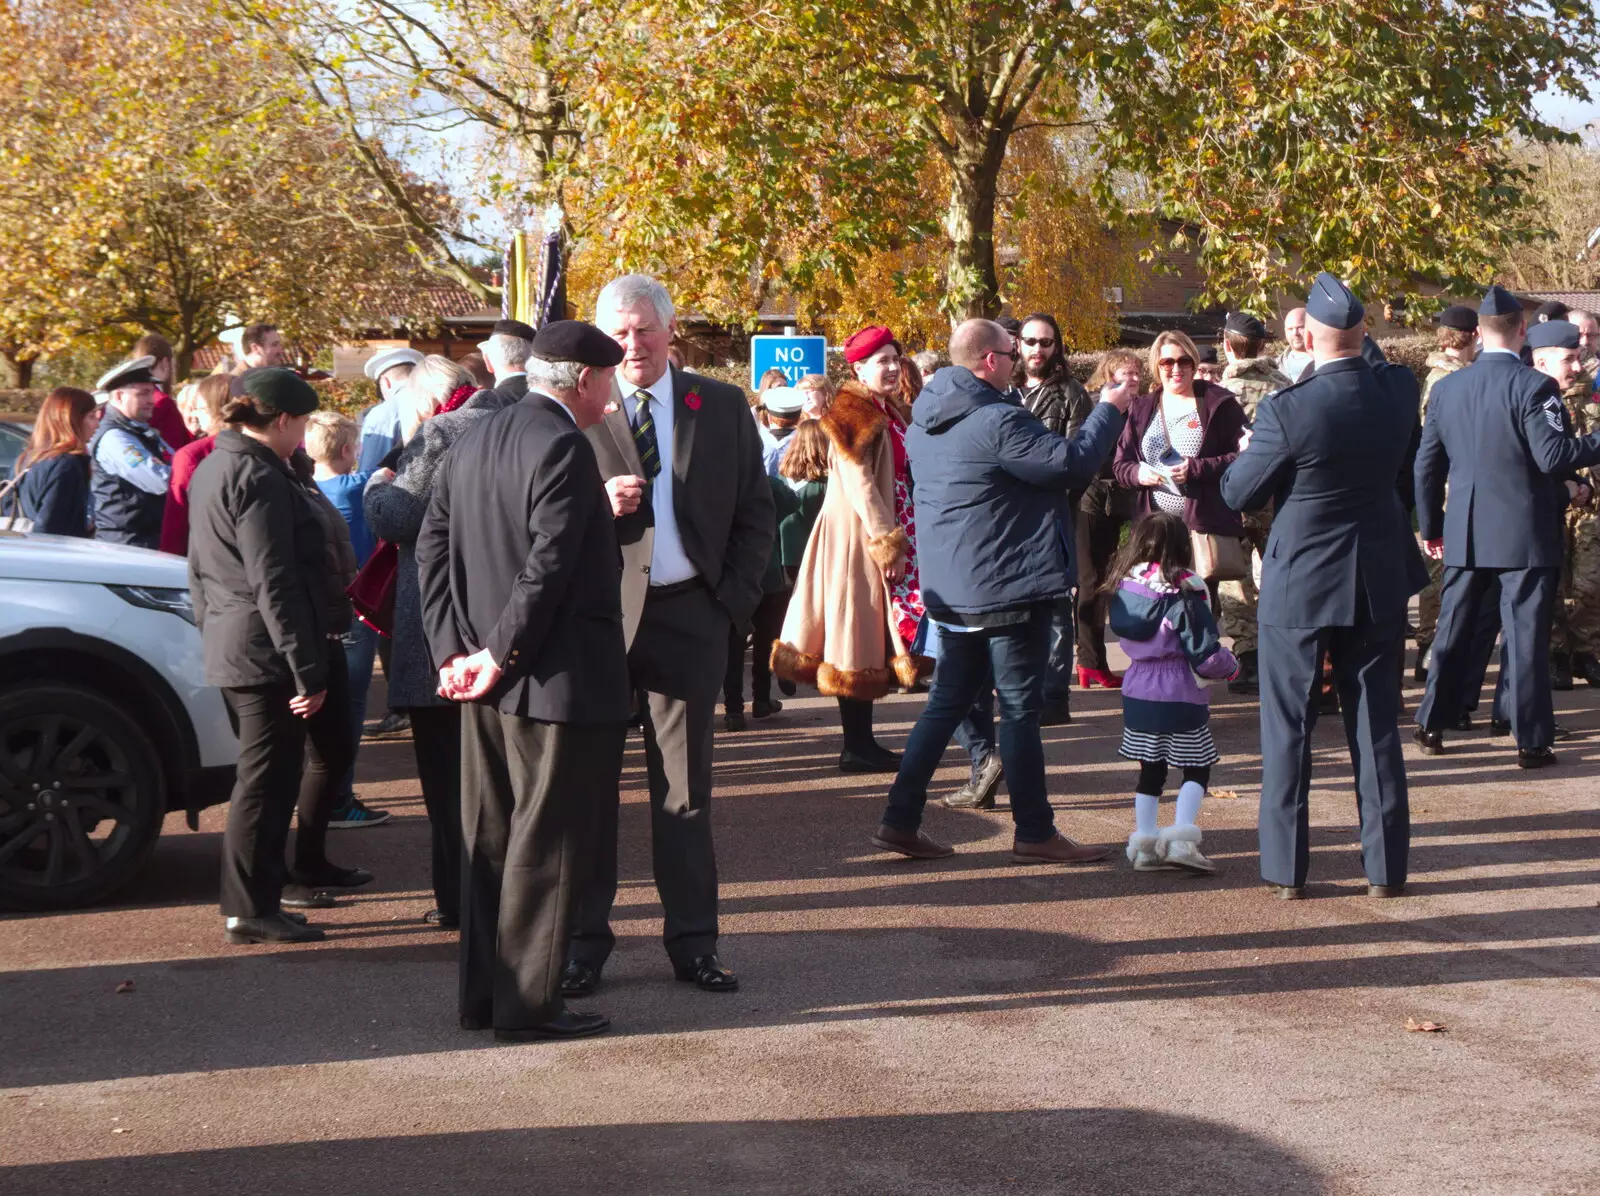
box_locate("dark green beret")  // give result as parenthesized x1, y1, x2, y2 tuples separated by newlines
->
(232, 367, 319, 416)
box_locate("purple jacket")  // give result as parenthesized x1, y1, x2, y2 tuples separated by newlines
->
(1111, 563, 1238, 733)
(1112, 381, 1247, 535)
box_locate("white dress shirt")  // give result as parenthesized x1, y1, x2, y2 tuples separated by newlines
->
(632, 369, 698, 586)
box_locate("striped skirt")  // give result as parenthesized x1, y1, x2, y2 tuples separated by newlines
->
(1119, 725, 1219, 767)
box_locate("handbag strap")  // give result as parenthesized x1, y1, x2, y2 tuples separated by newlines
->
(0, 469, 25, 516)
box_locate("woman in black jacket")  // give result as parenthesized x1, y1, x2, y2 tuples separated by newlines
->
(12, 387, 98, 535)
(187, 369, 365, 945)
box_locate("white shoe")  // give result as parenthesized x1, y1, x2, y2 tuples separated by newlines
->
(1158, 825, 1216, 874)
(1126, 831, 1168, 871)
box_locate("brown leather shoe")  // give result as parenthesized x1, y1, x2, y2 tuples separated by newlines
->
(1011, 831, 1110, 865)
(871, 824, 955, 859)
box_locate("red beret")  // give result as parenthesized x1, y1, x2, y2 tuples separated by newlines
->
(843, 325, 899, 364)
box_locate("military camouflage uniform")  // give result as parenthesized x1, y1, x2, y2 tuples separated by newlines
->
(1414, 352, 1471, 651)
(1215, 356, 1291, 654)
(1554, 362, 1600, 661)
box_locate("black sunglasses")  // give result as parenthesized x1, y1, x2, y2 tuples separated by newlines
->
(1020, 336, 1056, 348)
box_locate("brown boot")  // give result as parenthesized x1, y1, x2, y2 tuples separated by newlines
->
(871, 824, 955, 859)
(1011, 831, 1110, 865)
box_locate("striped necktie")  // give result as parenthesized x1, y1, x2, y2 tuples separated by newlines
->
(632, 391, 661, 481)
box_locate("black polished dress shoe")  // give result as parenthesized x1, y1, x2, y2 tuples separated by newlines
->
(281, 885, 338, 910)
(224, 913, 325, 944)
(1490, 717, 1511, 735)
(1265, 884, 1306, 900)
(1412, 725, 1444, 755)
(752, 698, 782, 719)
(561, 960, 600, 998)
(1517, 746, 1558, 769)
(290, 865, 373, 890)
(674, 955, 739, 992)
(1451, 712, 1473, 732)
(839, 747, 902, 774)
(723, 710, 747, 733)
(494, 1010, 610, 1042)
(423, 908, 459, 928)
(1368, 883, 1406, 898)
(281, 910, 309, 925)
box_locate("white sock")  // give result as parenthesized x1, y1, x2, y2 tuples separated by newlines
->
(1134, 793, 1160, 836)
(1176, 780, 1205, 827)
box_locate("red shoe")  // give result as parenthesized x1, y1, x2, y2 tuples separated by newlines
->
(1077, 666, 1122, 689)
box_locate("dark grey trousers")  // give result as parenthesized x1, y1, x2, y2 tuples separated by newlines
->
(458, 704, 624, 1029)
(570, 584, 729, 970)
(1257, 617, 1410, 889)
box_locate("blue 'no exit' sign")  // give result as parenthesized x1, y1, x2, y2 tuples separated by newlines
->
(750, 335, 827, 389)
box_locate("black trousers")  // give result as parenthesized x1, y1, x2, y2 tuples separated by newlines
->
(571, 584, 727, 970)
(408, 704, 463, 920)
(1257, 618, 1410, 888)
(1419, 566, 1558, 750)
(219, 646, 350, 916)
(1075, 508, 1125, 671)
(459, 704, 624, 1029)
(723, 587, 790, 711)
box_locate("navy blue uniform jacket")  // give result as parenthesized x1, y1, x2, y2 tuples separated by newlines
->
(1414, 350, 1600, 570)
(1220, 356, 1427, 628)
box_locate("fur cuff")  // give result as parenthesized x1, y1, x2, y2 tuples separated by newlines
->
(867, 527, 910, 571)
(891, 652, 933, 691)
(770, 641, 821, 686)
(1126, 832, 1159, 862)
(1158, 824, 1203, 844)
(816, 662, 896, 701)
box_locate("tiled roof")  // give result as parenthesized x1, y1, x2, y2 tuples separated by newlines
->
(1517, 289, 1600, 313)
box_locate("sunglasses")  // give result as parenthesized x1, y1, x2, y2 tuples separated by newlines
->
(989, 347, 1017, 360)
(1158, 356, 1195, 371)
(1020, 336, 1056, 348)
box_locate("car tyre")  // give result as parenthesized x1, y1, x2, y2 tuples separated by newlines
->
(0, 684, 166, 911)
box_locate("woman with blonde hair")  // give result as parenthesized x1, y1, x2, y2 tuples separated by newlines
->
(772, 325, 931, 772)
(795, 373, 834, 419)
(365, 352, 500, 928)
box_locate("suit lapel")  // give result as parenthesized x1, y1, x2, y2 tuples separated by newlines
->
(603, 378, 645, 476)
(671, 366, 699, 489)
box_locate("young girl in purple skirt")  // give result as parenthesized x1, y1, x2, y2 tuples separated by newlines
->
(1106, 512, 1239, 873)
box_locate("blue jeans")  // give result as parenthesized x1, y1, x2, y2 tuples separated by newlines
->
(336, 622, 378, 803)
(922, 619, 996, 779)
(883, 605, 1054, 842)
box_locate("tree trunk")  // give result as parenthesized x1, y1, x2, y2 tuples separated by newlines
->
(0, 352, 35, 389)
(943, 130, 1009, 323)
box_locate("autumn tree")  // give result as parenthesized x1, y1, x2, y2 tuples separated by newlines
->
(1501, 134, 1600, 293)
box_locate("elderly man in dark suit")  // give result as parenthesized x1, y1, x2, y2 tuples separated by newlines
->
(564, 274, 774, 997)
(1413, 293, 1600, 767)
(415, 320, 632, 1042)
(1221, 273, 1429, 899)
(476, 318, 536, 404)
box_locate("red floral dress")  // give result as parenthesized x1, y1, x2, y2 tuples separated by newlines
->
(877, 398, 925, 647)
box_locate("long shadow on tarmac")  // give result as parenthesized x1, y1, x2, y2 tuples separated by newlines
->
(0, 1108, 1330, 1195)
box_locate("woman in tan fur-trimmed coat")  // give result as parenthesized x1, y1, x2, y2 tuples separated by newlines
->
(772, 325, 932, 772)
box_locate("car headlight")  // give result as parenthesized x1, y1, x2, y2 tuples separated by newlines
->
(108, 584, 196, 626)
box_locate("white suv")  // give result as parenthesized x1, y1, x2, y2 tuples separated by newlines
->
(0, 533, 238, 910)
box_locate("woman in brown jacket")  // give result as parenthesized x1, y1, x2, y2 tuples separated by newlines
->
(773, 325, 931, 772)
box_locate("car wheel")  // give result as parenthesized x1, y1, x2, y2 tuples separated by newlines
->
(0, 684, 166, 911)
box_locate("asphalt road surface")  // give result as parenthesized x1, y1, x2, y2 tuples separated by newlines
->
(3, 653, 1597, 1195)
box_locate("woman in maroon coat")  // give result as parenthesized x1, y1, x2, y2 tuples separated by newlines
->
(1112, 330, 1248, 548)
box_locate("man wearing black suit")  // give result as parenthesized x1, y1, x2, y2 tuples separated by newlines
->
(564, 274, 774, 996)
(415, 321, 632, 1042)
(1414, 294, 1600, 767)
(477, 318, 535, 403)
(1221, 273, 1429, 899)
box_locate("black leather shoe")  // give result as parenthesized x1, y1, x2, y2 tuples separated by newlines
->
(423, 908, 459, 929)
(840, 747, 902, 774)
(1490, 717, 1511, 735)
(943, 753, 1003, 809)
(751, 698, 782, 719)
(1552, 653, 1574, 691)
(1039, 700, 1072, 727)
(1412, 725, 1444, 755)
(1517, 746, 1558, 769)
(494, 1010, 610, 1041)
(561, 960, 600, 998)
(281, 885, 338, 910)
(674, 955, 739, 992)
(1368, 883, 1406, 898)
(723, 711, 747, 732)
(1451, 712, 1473, 732)
(224, 913, 325, 944)
(1553, 721, 1575, 742)
(1266, 884, 1306, 900)
(291, 865, 373, 890)
(281, 910, 309, 925)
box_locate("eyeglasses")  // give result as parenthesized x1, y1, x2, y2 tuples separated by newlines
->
(1157, 356, 1195, 371)
(989, 347, 1017, 360)
(1020, 336, 1056, 348)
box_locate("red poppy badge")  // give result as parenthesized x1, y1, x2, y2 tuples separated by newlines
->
(684, 391, 702, 411)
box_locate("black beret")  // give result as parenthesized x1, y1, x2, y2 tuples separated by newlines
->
(1197, 345, 1219, 364)
(1306, 272, 1365, 330)
(1527, 319, 1580, 351)
(529, 319, 625, 368)
(232, 367, 319, 416)
(1534, 300, 1570, 323)
(1478, 285, 1522, 317)
(491, 318, 538, 340)
(1435, 304, 1478, 332)
(1224, 311, 1269, 340)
